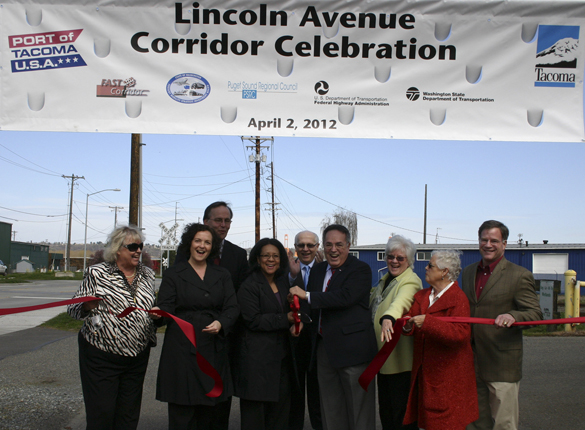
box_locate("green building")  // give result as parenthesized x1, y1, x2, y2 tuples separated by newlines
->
(0, 221, 12, 269)
(10, 241, 50, 272)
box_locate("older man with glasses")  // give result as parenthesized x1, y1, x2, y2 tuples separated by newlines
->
(290, 224, 377, 430)
(287, 231, 323, 430)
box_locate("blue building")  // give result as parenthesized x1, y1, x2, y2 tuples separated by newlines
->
(350, 242, 585, 293)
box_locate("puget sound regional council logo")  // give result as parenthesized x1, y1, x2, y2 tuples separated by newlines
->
(166, 73, 211, 104)
(535, 25, 579, 88)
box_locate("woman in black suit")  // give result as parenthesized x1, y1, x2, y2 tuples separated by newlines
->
(234, 237, 301, 430)
(155, 223, 239, 430)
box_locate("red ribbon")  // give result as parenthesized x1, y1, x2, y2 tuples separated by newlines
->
(358, 316, 585, 392)
(1, 297, 223, 398)
(117, 307, 223, 398)
(290, 295, 301, 335)
(0, 296, 100, 315)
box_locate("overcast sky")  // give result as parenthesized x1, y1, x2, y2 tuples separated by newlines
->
(1, 130, 584, 249)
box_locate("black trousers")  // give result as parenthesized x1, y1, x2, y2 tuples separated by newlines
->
(78, 333, 150, 430)
(289, 330, 322, 430)
(377, 371, 418, 430)
(169, 403, 229, 430)
(211, 396, 232, 430)
(240, 361, 291, 430)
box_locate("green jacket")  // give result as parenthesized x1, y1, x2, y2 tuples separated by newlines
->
(370, 267, 422, 374)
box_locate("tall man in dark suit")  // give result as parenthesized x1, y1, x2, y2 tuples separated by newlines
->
(287, 230, 323, 430)
(462, 220, 542, 430)
(290, 224, 377, 430)
(203, 202, 248, 430)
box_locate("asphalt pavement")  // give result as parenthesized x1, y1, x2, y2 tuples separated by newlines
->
(1, 281, 585, 429)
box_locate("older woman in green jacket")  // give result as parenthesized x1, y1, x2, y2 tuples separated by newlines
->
(370, 235, 422, 430)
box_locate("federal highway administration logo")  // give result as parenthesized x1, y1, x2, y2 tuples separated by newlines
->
(166, 73, 211, 104)
(314, 81, 329, 95)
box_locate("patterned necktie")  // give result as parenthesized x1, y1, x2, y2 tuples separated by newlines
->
(303, 265, 310, 290)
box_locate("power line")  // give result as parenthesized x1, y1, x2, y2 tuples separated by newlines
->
(0, 205, 67, 217)
(0, 143, 63, 176)
(274, 173, 476, 243)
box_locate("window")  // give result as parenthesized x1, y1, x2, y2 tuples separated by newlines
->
(533, 253, 568, 274)
(416, 251, 432, 261)
(377, 252, 386, 261)
(349, 251, 359, 258)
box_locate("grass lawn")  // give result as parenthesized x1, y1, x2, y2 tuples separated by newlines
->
(42, 312, 167, 333)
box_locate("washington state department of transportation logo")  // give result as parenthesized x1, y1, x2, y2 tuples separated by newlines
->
(406, 87, 420, 101)
(166, 73, 211, 103)
(535, 25, 579, 88)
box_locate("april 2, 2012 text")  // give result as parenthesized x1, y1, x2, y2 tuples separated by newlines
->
(247, 117, 337, 131)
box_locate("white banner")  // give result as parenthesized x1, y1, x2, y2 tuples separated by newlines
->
(1, 0, 585, 141)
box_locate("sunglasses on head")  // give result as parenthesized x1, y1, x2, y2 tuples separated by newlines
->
(123, 242, 144, 252)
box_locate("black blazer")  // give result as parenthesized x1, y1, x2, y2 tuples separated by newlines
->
(220, 240, 248, 292)
(156, 261, 239, 405)
(234, 271, 292, 402)
(307, 255, 377, 369)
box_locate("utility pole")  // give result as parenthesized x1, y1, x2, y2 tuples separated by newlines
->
(62, 174, 85, 271)
(129, 134, 142, 228)
(264, 162, 279, 239)
(109, 206, 124, 227)
(423, 184, 427, 244)
(242, 136, 272, 242)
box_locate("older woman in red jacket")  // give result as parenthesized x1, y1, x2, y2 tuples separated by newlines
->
(402, 249, 478, 430)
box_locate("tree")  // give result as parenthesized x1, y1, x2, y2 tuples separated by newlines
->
(88, 249, 105, 266)
(141, 251, 154, 269)
(320, 208, 358, 246)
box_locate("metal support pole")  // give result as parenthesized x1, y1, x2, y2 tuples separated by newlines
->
(84, 189, 120, 273)
(574, 280, 581, 323)
(564, 270, 577, 332)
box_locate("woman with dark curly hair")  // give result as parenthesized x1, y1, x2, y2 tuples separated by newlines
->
(234, 237, 301, 430)
(155, 223, 239, 430)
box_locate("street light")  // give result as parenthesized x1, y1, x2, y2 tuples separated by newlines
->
(84, 188, 121, 273)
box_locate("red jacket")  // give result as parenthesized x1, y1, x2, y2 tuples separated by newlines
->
(403, 282, 478, 430)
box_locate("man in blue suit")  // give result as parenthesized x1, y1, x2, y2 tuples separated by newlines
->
(290, 224, 377, 430)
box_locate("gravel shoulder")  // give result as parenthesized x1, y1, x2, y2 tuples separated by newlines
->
(1, 331, 584, 430)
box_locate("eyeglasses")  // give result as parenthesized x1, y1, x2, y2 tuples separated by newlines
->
(296, 243, 317, 249)
(260, 254, 280, 260)
(324, 242, 347, 250)
(211, 218, 232, 225)
(387, 254, 406, 262)
(123, 242, 144, 252)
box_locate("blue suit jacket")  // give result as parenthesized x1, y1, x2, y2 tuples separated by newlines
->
(307, 255, 377, 369)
